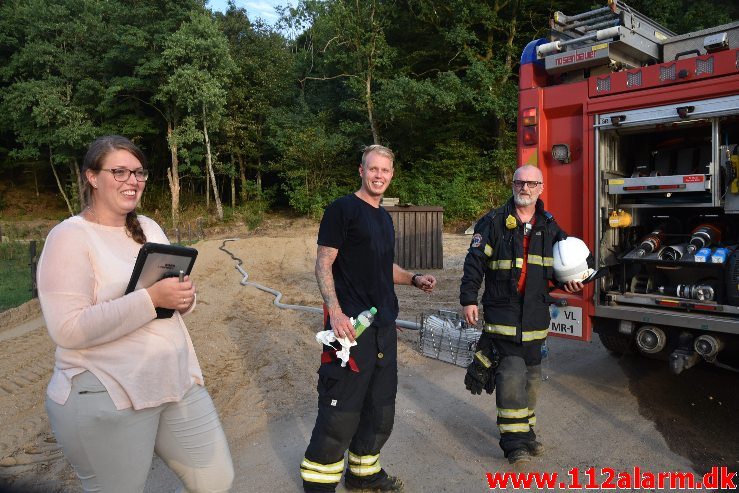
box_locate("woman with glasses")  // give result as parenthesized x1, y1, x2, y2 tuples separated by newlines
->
(37, 135, 234, 493)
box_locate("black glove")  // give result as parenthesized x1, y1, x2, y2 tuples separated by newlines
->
(464, 334, 500, 395)
(483, 362, 497, 394)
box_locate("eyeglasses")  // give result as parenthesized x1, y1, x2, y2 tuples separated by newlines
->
(513, 180, 542, 189)
(101, 168, 149, 182)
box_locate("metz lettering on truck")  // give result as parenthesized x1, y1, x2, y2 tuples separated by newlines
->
(555, 50, 596, 66)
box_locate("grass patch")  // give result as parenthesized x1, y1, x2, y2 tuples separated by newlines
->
(0, 241, 39, 312)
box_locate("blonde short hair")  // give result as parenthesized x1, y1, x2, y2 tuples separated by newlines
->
(361, 145, 394, 167)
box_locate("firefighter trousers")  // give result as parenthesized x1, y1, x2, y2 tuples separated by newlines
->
(301, 323, 398, 493)
(493, 339, 542, 456)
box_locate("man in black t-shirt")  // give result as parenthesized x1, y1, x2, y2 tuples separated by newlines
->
(300, 145, 436, 493)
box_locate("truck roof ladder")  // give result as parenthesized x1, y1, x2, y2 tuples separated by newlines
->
(537, 0, 676, 75)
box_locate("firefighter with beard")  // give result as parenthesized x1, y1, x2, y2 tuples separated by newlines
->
(300, 145, 436, 492)
(460, 165, 583, 465)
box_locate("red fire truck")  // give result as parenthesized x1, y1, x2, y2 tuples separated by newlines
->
(521, 0, 739, 373)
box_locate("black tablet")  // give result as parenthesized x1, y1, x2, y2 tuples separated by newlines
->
(125, 242, 198, 318)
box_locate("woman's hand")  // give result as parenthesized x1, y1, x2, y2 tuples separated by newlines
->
(146, 275, 196, 312)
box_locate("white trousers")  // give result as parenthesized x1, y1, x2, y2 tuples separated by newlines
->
(46, 371, 234, 493)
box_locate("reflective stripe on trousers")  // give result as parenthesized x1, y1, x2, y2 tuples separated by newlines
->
(494, 356, 542, 455)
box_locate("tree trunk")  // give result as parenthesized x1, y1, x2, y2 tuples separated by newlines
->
(504, 0, 518, 81)
(166, 122, 181, 228)
(238, 153, 247, 203)
(256, 157, 262, 194)
(71, 158, 83, 212)
(230, 164, 236, 209)
(365, 1, 380, 145)
(203, 104, 223, 220)
(206, 163, 210, 209)
(365, 72, 380, 145)
(49, 146, 74, 216)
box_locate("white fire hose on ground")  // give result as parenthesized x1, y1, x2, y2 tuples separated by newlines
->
(219, 239, 421, 330)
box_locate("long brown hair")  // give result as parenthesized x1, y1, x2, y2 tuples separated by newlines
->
(82, 135, 147, 244)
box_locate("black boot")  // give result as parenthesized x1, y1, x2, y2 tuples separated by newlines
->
(507, 448, 531, 465)
(526, 440, 545, 456)
(344, 471, 404, 492)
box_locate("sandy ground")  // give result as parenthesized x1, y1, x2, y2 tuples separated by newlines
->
(1, 216, 738, 492)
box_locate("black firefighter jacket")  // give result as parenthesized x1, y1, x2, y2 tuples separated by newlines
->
(460, 197, 566, 344)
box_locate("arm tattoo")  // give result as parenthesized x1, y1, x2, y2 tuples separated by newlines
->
(316, 246, 340, 310)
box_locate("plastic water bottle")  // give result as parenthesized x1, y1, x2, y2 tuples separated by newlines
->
(354, 307, 377, 338)
(541, 341, 550, 382)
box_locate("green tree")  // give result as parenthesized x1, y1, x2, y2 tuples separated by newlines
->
(159, 12, 236, 220)
(0, 0, 107, 215)
(377, 0, 526, 189)
(291, 0, 395, 144)
(218, 5, 294, 206)
(267, 106, 353, 217)
(101, 0, 203, 228)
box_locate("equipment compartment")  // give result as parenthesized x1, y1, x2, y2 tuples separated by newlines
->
(595, 103, 739, 318)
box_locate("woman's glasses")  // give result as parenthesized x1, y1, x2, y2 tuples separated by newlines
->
(101, 168, 149, 182)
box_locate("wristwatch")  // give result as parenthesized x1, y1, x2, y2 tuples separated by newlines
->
(411, 273, 423, 287)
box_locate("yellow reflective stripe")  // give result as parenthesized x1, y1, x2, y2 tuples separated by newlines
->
(348, 462, 382, 476)
(488, 258, 524, 269)
(475, 351, 492, 368)
(484, 324, 517, 336)
(529, 415, 537, 426)
(484, 325, 547, 340)
(484, 244, 493, 257)
(528, 254, 543, 266)
(348, 452, 379, 464)
(526, 256, 553, 267)
(300, 469, 342, 483)
(498, 423, 531, 433)
(522, 329, 549, 341)
(497, 407, 531, 419)
(488, 259, 511, 270)
(301, 458, 345, 474)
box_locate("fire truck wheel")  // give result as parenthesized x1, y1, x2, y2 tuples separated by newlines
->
(595, 322, 635, 356)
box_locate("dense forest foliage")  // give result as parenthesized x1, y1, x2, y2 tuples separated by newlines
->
(1, 0, 736, 225)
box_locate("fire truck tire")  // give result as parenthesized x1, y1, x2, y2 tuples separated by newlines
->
(595, 321, 635, 356)
(598, 331, 634, 355)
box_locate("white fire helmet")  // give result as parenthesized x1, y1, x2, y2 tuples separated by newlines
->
(553, 236, 594, 283)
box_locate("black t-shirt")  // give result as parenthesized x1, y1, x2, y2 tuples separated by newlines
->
(317, 193, 398, 326)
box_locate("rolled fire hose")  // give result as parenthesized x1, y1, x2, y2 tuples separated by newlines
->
(219, 239, 421, 330)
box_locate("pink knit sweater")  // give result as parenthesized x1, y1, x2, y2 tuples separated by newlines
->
(37, 215, 203, 410)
